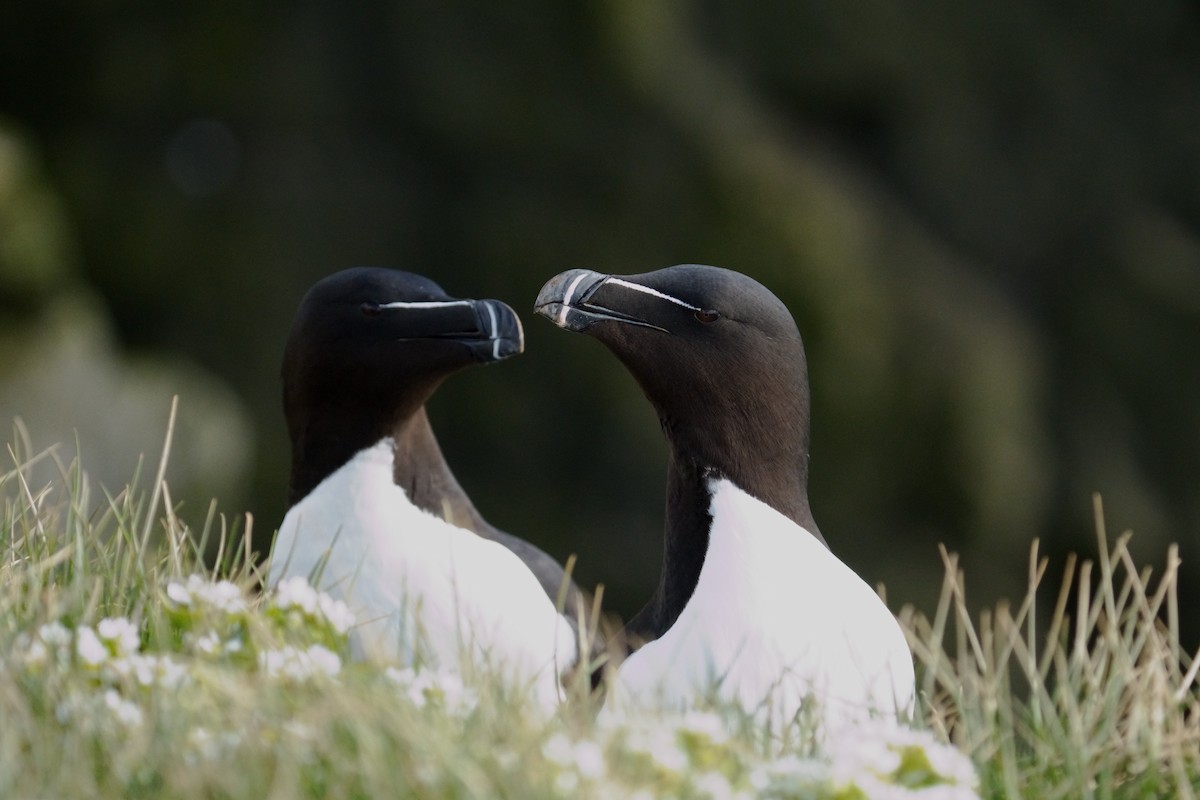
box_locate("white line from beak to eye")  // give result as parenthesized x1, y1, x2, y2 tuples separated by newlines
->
(558, 271, 592, 326)
(377, 300, 475, 310)
(607, 278, 699, 311)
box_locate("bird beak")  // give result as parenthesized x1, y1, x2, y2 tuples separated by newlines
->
(535, 269, 668, 333)
(468, 298, 524, 362)
(375, 297, 524, 361)
(534, 269, 611, 332)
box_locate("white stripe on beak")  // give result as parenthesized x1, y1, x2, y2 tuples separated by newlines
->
(558, 271, 593, 327)
(483, 301, 501, 359)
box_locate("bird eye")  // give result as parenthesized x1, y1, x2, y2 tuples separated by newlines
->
(694, 309, 721, 324)
(361, 302, 382, 317)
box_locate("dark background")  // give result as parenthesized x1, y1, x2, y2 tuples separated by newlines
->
(2, 2, 1198, 636)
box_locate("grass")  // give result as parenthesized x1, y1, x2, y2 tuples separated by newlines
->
(1, 407, 1197, 799)
(906, 494, 1200, 798)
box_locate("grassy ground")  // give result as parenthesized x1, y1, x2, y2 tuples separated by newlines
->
(906, 498, 1200, 799)
(1, 413, 1197, 799)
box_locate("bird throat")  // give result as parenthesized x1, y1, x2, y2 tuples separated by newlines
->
(625, 454, 714, 642)
(390, 409, 489, 533)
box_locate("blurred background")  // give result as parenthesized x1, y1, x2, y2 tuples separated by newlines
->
(2, 3, 1198, 639)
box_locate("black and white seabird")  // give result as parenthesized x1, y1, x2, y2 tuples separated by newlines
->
(271, 268, 578, 705)
(535, 264, 915, 729)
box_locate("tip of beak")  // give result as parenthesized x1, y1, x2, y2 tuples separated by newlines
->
(535, 269, 608, 330)
(479, 299, 523, 361)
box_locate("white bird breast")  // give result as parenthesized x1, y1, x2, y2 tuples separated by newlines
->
(269, 439, 576, 706)
(609, 479, 915, 734)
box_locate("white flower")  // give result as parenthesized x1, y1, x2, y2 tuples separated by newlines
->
(305, 644, 341, 676)
(24, 639, 49, 667)
(273, 576, 319, 615)
(38, 621, 72, 648)
(206, 581, 247, 614)
(921, 735, 982, 788)
(543, 733, 605, 779)
(693, 771, 736, 800)
(386, 667, 478, 713)
(103, 689, 144, 727)
(542, 732, 575, 767)
(97, 617, 141, 657)
(622, 720, 689, 774)
(574, 739, 606, 779)
(109, 654, 190, 690)
(171, 575, 247, 615)
(316, 592, 356, 633)
(259, 644, 341, 681)
(18, 622, 73, 668)
(271, 576, 355, 634)
(75, 627, 108, 667)
(826, 721, 979, 799)
(829, 734, 902, 783)
(194, 576, 247, 615)
(192, 631, 221, 655)
(184, 626, 246, 658)
(185, 726, 244, 764)
(166, 580, 192, 606)
(56, 688, 145, 730)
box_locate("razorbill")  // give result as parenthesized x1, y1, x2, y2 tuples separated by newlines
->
(271, 267, 578, 706)
(535, 265, 915, 731)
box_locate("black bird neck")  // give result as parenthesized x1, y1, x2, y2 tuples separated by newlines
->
(285, 376, 487, 532)
(625, 453, 713, 642)
(624, 425, 824, 645)
(389, 408, 489, 533)
(286, 396, 486, 536)
(286, 403, 390, 508)
(394, 412, 588, 625)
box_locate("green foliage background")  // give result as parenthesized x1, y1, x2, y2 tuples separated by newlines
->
(1, 3, 1198, 633)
